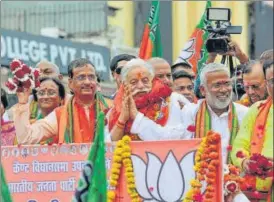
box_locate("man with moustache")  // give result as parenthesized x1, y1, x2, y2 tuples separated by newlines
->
(238, 60, 268, 107)
(107, 59, 189, 141)
(180, 63, 248, 164)
(13, 58, 110, 144)
(133, 63, 248, 164)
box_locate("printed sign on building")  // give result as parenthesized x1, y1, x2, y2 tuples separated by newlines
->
(0, 28, 111, 81)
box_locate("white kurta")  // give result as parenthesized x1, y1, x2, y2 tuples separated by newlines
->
(129, 92, 190, 140)
(181, 99, 248, 164)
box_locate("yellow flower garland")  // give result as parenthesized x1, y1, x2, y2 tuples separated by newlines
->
(107, 135, 140, 202)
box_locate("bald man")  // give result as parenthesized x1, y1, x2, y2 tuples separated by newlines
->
(147, 57, 173, 87)
(35, 60, 63, 80)
(239, 60, 268, 106)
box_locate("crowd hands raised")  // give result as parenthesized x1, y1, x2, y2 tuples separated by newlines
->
(1, 39, 273, 202)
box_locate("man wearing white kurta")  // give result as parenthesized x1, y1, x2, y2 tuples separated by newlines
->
(107, 58, 190, 141)
(130, 63, 250, 201)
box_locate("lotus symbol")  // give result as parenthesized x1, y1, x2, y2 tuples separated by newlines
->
(131, 150, 205, 202)
(175, 38, 195, 64)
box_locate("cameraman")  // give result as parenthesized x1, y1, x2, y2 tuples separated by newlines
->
(206, 39, 249, 65)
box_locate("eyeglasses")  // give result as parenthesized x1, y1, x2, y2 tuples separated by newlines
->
(37, 89, 58, 97)
(175, 85, 194, 92)
(266, 78, 274, 86)
(211, 81, 232, 89)
(244, 83, 264, 91)
(115, 66, 123, 75)
(74, 74, 96, 82)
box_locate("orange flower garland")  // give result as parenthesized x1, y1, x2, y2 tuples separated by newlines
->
(183, 131, 221, 202)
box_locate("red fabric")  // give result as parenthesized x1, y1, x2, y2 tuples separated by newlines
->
(108, 78, 172, 136)
(75, 102, 95, 143)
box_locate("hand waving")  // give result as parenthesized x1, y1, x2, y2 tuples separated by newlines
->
(17, 88, 31, 104)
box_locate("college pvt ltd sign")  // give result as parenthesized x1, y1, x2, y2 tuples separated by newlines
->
(1, 28, 111, 81)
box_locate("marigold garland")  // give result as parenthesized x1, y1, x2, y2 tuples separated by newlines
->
(182, 131, 221, 202)
(107, 135, 140, 202)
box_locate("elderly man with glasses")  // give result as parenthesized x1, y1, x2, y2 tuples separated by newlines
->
(231, 60, 274, 202)
(13, 58, 110, 145)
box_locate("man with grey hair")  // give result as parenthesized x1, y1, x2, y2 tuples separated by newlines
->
(181, 63, 248, 165)
(147, 57, 173, 87)
(35, 60, 63, 80)
(106, 58, 189, 141)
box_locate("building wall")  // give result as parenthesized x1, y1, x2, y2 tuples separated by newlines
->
(253, 2, 273, 58)
(107, 1, 134, 48)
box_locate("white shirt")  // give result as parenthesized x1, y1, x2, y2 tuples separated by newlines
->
(129, 92, 190, 140)
(181, 99, 248, 164)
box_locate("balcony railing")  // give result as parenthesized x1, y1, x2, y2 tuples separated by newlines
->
(1, 2, 107, 37)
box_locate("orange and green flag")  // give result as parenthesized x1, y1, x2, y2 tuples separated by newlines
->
(175, 1, 212, 74)
(139, 1, 162, 59)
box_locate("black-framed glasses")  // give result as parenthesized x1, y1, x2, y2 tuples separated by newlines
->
(115, 66, 123, 75)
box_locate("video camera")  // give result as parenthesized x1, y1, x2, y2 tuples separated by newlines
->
(205, 8, 242, 54)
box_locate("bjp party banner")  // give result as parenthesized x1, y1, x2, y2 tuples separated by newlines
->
(1, 140, 223, 202)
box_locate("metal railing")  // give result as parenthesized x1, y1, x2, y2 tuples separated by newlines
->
(1, 2, 107, 37)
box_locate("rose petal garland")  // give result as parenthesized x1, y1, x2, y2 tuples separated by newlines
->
(182, 131, 221, 202)
(107, 136, 140, 202)
(5, 58, 40, 93)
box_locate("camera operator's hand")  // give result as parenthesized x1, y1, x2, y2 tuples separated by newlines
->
(224, 40, 249, 64)
(206, 52, 217, 64)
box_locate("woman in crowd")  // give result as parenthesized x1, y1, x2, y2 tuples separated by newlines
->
(30, 77, 66, 122)
(1, 89, 17, 146)
(29, 77, 66, 144)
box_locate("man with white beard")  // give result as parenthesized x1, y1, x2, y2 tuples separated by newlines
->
(181, 63, 248, 164)
(121, 62, 250, 201)
(180, 63, 250, 202)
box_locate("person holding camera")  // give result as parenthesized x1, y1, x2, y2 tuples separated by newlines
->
(206, 39, 249, 65)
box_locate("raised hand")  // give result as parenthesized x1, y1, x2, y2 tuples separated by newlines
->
(16, 88, 31, 104)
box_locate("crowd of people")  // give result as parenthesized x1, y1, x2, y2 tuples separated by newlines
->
(0, 40, 273, 201)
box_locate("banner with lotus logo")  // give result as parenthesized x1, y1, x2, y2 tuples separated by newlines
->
(113, 139, 223, 201)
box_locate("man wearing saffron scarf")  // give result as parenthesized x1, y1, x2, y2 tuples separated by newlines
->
(231, 60, 273, 202)
(13, 58, 110, 144)
(106, 58, 189, 141)
(180, 63, 248, 165)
